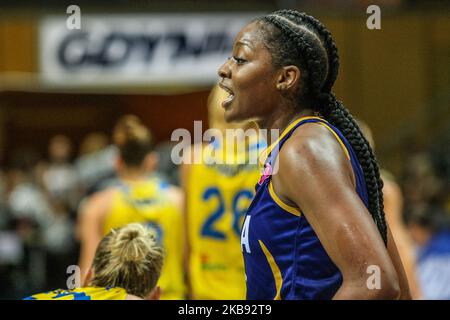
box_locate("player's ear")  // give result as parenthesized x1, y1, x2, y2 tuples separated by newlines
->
(146, 286, 161, 300)
(144, 151, 159, 172)
(83, 267, 93, 287)
(276, 65, 301, 92)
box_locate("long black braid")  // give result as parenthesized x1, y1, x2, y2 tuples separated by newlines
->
(256, 10, 388, 244)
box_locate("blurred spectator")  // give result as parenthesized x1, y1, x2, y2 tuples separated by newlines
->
(75, 132, 117, 196)
(3, 142, 81, 296)
(428, 123, 450, 212)
(358, 119, 422, 298)
(3, 147, 50, 296)
(32, 135, 78, 290)
(0, 169, 9, 229)
(41, 135, 79, 213)
(79, 132, 110, 156)
(401, 122, 450, 299)
(0, 168, 24, 299)
(402, 153, 443, 212)
(154, 141, 181, 187)
(407, 205, 450, 299)
(6, 148, 53, 230)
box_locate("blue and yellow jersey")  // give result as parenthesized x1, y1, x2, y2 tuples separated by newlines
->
(187, 134, 266, 300)
(23, 287, 127, 300)
(102, 177, 185, 300)
(242, 116, 369, 300)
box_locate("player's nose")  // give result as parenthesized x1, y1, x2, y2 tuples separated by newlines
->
(218, 58, 231, 79)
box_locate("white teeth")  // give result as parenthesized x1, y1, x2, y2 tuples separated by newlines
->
(220, 85, 233, 96)
(223, 93, 234, 106)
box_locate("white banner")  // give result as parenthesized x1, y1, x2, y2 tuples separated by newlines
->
(39, 14, 259, 87)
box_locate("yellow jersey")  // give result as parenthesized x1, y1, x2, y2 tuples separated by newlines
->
(23, 287, 127, 300)
(186, 134, 265, 299)
(102, 177, 185, 300)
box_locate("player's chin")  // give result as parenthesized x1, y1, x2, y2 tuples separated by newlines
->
(223, 108, 238, 123)
(224, 110, 246, 124)
(224, 101, 248, 123)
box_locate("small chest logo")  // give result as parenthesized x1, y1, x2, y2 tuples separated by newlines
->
(258, 163, 272, 186)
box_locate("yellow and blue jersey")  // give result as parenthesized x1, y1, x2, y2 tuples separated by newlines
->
(187, 134, 266, 300)
(23, 287, 127, 300)
(242, 116, 369, 300)
(102, 177, 185, 300)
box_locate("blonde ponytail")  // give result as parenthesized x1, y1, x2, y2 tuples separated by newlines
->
(89, 223, 164, 298)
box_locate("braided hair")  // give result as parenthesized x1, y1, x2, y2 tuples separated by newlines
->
(255, 10, 388, 244)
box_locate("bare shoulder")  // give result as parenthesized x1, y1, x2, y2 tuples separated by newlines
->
(79, 187, 116, 219)
(270, 122, 356, 211)
(166, 185, 184, 210)
(91, 188, 116, 207)
(125, 294, 144, 300)
(382, 174, 402, 201)
(92, 187, 117, 202)
(277, 122, 353, 181)
(179, 142, 204, 187)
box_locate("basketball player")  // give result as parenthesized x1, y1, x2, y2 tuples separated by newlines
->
(217, 10, 411, 299)
(24, 223, 163, 300)
(181, 84, 265, 299)
(77, 115, 185, 299)
(358, 120, 422, 299)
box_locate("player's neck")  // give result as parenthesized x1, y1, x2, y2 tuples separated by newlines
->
(118, 167, 147, 182)
(258, 108, 315, 145)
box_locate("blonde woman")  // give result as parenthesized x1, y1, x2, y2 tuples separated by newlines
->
(24, 223, 163, 300)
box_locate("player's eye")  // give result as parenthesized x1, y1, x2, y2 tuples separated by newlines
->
(232, 56, 247, 65)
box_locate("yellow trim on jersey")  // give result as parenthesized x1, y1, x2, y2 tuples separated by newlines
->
(268, 181, 301, 217)
(259, 116, 324, 166)
(258, 240, 283, 300)
(317, 122, 350, 160)
(25, 287, 127, 300)
(260, 116, 351, 217)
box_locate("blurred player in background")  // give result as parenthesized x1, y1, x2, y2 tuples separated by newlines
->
(358, 120, 422, 299)
(25, 223, 163, 300)
(407, 205, 450, 299)
(181, 84, 265, 299)
(77, 115, 185, 299)
(75, 132, 116, 196)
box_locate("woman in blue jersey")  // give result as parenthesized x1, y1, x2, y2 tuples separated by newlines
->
(217, 10, 411, 299)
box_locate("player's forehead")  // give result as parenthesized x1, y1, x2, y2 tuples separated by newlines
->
(233, 21, 265, 51)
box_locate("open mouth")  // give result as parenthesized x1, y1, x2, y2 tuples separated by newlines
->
(219, 82, 235, 108)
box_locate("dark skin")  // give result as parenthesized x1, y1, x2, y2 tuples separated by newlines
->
(218, 21, 411, 299)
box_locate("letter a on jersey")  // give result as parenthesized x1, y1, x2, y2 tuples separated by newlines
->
(241, 216, 251, 253)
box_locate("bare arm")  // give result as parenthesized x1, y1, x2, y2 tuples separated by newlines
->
(77, 190, 112, 284)
(178, 143, 205, 299)
(386, 224, 412, 299)
(166, 185, 184, 212)
(383, 178, 420, 299)
(166, 182, 187, 298)
(179, 161, 192, 299)
(274, 124, 401, 299)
